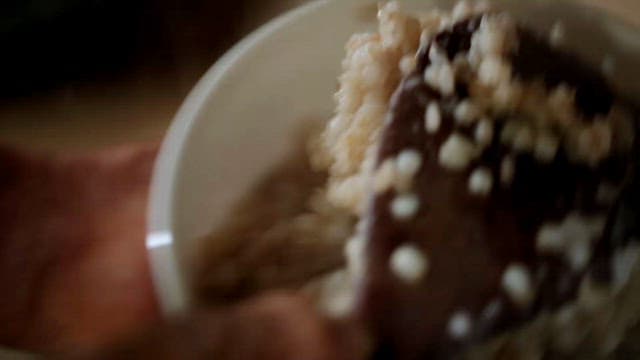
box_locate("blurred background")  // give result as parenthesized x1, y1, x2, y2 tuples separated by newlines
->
(0, 0, 306, 151)
(0, 0, 637, 151)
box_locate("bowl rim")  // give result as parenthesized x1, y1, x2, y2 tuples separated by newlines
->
(145, 0, 332, 316)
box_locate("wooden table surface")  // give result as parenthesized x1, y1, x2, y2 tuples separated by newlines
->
(0, 0, 636, 152)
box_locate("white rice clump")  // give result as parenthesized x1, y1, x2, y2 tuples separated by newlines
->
(311, 2, 425, 215)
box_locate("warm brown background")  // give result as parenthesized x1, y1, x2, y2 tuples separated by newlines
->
(0, 0, 636, 153)
(0, 0, 306, 151)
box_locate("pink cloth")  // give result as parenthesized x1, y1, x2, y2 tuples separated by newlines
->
(0, 144, 160, 352)
(0, 144, 364, 359)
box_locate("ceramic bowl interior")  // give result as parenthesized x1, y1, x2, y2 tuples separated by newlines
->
(147, 0, 640, 315)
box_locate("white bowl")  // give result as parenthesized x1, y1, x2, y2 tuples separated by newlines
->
(146, 0, 640, 316)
